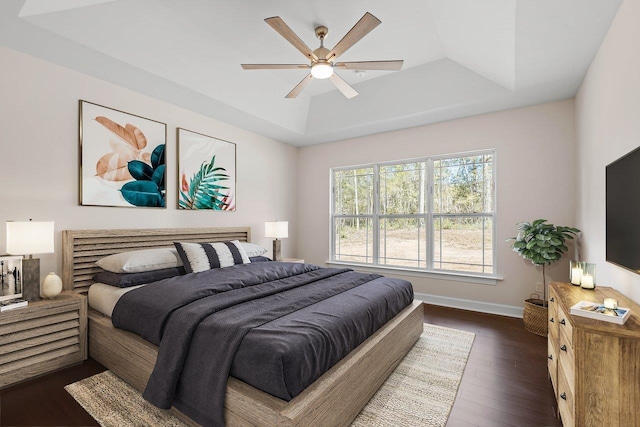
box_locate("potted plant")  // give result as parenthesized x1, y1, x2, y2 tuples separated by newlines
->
(509, 219, 580, 336)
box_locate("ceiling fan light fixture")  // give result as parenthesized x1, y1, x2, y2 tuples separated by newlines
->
(311, 62, 333, 79)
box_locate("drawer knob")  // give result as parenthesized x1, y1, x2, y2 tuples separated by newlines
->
(560, 344, 567, 352)
(560, 392, 567, 400)
(560, 319, 566, 325)
(548, 354, 553, 360)
(550, 317, 555, 323)
(550, 297, 555, 302)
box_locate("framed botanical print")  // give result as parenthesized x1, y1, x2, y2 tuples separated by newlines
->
(79, 100, 167, 208)
(177, 128, 236, 211)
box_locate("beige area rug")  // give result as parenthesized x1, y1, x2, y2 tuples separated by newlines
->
(66, 324, 474, 427)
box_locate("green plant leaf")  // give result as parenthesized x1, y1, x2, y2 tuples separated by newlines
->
(509, 219, 580, 267)
(151, 144, 165, 169)
(152, 164, 165, 191)
(121, 181, 164, 207)
(179, 155, 231, 210)
(128, 160, 154, 181)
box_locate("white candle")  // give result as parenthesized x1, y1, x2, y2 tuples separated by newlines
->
(604, 298, 618, 309)
(571, 267, 583, 285)
(581, 274, 594, 289)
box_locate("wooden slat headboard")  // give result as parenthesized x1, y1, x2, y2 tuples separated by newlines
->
(62, 227, 251, 294)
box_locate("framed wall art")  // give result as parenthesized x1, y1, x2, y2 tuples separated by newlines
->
(177, 128, 236, 211)
(79, 100, 167, 208)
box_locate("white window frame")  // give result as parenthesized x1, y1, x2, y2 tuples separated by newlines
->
(330, 149, 497, 280)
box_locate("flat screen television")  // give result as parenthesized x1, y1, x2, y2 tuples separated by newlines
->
(606, 145, 640, 274)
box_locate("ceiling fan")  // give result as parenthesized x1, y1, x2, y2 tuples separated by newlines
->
(241, 12, 403, 99)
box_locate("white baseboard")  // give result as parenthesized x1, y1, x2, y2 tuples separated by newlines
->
(415, 292, 524, 318)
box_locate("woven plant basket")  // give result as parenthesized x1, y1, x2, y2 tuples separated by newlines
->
(523, 297, 548, 337)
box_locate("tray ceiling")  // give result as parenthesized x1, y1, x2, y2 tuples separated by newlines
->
(0, 0, 622, 146)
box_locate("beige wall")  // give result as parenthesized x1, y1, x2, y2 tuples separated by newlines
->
(0, 46, 298, 283)
(575, 0, 640, 304)
(297, 100, 577, 309)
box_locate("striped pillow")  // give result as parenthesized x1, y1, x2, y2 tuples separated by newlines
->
(174, 240, 251, 273)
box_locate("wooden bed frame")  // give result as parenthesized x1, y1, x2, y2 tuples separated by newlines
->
(62, 227, 424, 426)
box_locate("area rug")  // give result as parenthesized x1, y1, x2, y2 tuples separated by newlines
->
(66, 323, 474, 427)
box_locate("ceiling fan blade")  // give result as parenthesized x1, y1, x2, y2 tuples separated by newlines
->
(334, 60, 404, 71)
(265, 17, 319, 62)
(326, 12, 381, 62)
(286, 74, 314, 99)
(330, 74, 358, 99)
(241, 64, 310, 70)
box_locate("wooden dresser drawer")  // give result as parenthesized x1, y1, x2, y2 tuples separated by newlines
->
(548, 290, 559, 343)
(0, 293, 87, 388)
(557, 304, 573, 348)
(557, 362, 575, 427)
(547, 336, 558, 397)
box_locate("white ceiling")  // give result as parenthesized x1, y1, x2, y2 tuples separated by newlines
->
(0, 0, 622, 146)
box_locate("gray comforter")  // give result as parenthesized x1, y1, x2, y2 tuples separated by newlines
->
(112, 262, 413, 426)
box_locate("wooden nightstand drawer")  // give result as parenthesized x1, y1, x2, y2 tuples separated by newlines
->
(0, 293, 87, 388)
(283, 258, 305, 263)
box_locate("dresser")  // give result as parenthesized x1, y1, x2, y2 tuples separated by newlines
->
(548, 282, 640, 426)
(0, 292, 87, 388)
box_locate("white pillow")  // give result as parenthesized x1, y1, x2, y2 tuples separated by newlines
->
(96, 248, 183, 273)
(239, 242, 268, 257)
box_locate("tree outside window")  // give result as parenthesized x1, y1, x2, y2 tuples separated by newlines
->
(331, 151, 495, 276)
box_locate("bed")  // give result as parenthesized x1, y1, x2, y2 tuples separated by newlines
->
(62, 227, 424, 426)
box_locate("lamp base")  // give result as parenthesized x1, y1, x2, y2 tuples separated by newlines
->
(272, 239, 282, 261)
(22, 258, 41, 301)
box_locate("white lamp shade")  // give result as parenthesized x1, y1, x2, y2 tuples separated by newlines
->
(265, 221, 288, 239)
(6, 221, 55, 255)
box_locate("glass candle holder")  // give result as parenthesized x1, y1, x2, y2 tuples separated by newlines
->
(580, 263, 596, 290)
(570, 260, 583, 286)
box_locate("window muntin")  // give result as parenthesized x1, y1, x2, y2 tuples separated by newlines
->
(379, 217, 427, 268)
(333, 168, 374, 216)
(433, 216, 493, 274)
(331, 151, 496, 276)
(333, 217, 373, 264)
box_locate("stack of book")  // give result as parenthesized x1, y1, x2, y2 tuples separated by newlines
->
(0, 298, 28, 312)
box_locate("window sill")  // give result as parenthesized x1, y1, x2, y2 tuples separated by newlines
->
(325, 261, 502, 286)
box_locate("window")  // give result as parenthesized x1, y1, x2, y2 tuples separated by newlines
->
(331, 151, 495, 276)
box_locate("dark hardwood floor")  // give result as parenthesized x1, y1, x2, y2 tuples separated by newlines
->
(424, 305, 561, 427)
(0, 304, 561, 426)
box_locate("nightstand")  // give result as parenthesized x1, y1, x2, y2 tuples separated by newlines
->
(283, 258, 305, 263)
(0, 292, 87, 388)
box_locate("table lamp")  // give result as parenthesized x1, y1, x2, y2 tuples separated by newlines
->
(265, 221, 288, 261)
(6, 220, 54, 301)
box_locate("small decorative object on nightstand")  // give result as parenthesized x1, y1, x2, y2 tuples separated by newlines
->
(265, 221, 288, 261)
(42, 272, 63, 299)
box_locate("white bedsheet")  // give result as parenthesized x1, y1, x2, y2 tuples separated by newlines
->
(88, 283, 144, 317)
